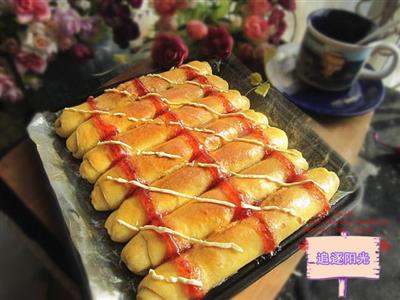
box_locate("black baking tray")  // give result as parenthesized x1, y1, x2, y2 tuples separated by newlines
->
(27, 56, 359, 299)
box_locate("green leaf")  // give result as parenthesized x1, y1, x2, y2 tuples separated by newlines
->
(255, 83, 271, 97)
(211, 0, 231, 21)
(250, 72, 263, 86)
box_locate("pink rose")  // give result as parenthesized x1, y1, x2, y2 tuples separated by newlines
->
(69, 43, 94, 60)
(279, 0, 296, 11)
(204, 26, 233, 59)
(15, 51, 47, 74)
(0, 73, 23, 102)
(268, 8, 287, 44)
(187, 20, 208, 41)
(238, 43, 254, 61)
(153, 0, 178, 16)
(14, 0, 51, 24)
(244, 15, 269, 42)
(151, 33, 189, 68)
(247, 0, 271, 16)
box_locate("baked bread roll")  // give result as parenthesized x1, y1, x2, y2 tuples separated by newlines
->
(121, 150, 309, 273)
(104, 126, 288, 239)
(55, 61, 212, 137)
(136, 168, 339, 300)
(80, 90, 250, 180)
(66, 75, 228, 158)
(90, 110, 268, 208)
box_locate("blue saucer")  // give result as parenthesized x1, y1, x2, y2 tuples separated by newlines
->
(265, 43, 385, 117)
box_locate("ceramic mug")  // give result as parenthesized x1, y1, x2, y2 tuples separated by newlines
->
(296, 9, 399, 91)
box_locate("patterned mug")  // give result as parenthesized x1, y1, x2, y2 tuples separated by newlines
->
(296, 9, 399, 91)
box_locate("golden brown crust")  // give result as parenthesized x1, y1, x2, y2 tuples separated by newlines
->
(53, 61, 341, 300)
(66, 75, 229, 158)
(80, 90, 250, 182)
(104, 126, 288, 238)
(121, 151, 309, 273)
(92, 111, 268, 207)
(55, 61, 213, 138)
(137, 169, 339, 300)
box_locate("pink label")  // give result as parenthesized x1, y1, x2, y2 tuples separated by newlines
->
(306, 236, 380, 280)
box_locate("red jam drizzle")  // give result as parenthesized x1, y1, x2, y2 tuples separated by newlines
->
(161, 111, 184, 136)
(301, 181, 330, 217)
(147, 95, 169, 117)
(182, 67, 199, 81)
(237, 115, 255, 136)
(86, 96, 97, 110)
(117, 158, 140, 196)
(137, 189, 183, 260)
(132, 78, 148, 96)
(252, 213, 276, 253)
(91, 115, 118, 141)
(175, 255, 205, 300)
(107, 144, 127, 167)
(218, 180, 251, 220)
(87, 95, 119, 140)
(269, 151, 298, 182)
(193, 75, 214, 96)
(214, 92, 237, 113)
(180, 130, 225, 187)
(180, 130, 202, 158)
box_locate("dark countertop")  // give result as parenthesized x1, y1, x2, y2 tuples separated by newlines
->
(278, 88, 400, 300)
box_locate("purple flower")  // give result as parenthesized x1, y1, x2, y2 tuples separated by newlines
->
(113, 20, 140, 49)
(53, 8, 81, 36)
(0, 73, 23, 102)
(127, 0, 143, 8)
(80, 17, 97, 37)
(99, 0, 130, 28)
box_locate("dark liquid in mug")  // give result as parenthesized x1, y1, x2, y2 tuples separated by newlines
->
(311, 10, 376, 44)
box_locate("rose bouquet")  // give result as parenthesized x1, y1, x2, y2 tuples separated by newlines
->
(0, 0, 295, 103)
(0, 0, 143, 102)
(150, 0, 296, 68)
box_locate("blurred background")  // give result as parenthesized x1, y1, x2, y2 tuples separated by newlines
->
(1, 1, 399, 299)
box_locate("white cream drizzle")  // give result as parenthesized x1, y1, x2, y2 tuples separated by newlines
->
(241, 204, 305, 224)
(148, 269, 203, 287)
(64, 107, 126, 115)
(146, 74, 176, 84)
(136, 92, 270, 128)
(184, 161, 326, 193)
(175, 63, 208, 75)
(97, 140, 183, 159)
(106, 175, 321, 224)
(104, 88, 136, 99)
(117, 219, 243, 252)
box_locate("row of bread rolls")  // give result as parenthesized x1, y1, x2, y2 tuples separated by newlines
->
(55, 61, 340, 300)
(66, 74, 228, 158)
(136, 168, 339, 300)
(55, 61, 213, 137)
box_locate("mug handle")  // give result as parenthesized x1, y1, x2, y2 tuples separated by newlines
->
(359, 41, 399, 80)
